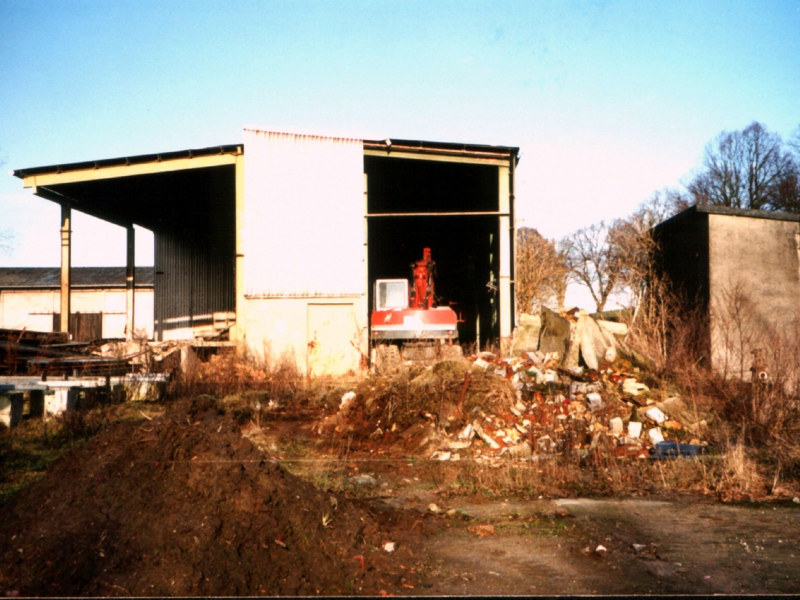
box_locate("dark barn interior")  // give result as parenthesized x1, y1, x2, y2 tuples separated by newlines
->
(19, 156, 237, 340)
(365, 155, 502, 346)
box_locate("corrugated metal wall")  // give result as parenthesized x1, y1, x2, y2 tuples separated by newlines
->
(154, 232, 235, 339)
(243, 129, 365, 297)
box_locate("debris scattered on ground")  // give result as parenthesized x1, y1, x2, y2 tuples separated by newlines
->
(317, 333, 712, 463)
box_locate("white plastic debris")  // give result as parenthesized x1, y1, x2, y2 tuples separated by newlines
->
(628, 421, 643, 438)
(595, 544, 607, 555)
(428, 503, 442, 514)
(609, 417, 624, 435)
(431, 450, 452, 461)
(383, 541, 396, 553)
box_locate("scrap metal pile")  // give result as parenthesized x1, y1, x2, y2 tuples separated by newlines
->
(318, 349, 711, 463)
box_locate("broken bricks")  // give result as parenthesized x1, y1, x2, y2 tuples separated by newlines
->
(315, 340, 709, 464)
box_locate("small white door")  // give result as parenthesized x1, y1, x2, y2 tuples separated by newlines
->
(307, 304, 361, 377)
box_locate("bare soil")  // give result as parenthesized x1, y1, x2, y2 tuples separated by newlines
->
(1, 398, 799, 596)
(0, 398, 434, 597)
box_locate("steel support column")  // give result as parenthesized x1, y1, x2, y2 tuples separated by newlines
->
(232, 152, 245, 342)
(59, 204, 71, 336)
(126, 225, 135, 340)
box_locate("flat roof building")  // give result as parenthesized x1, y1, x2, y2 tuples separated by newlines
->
(654, 204, 800, 379)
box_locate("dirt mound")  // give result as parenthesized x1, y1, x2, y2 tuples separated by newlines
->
(0, 397, 432, 596)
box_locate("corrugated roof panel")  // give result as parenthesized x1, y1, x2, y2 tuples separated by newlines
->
(243, 129, 365, 297)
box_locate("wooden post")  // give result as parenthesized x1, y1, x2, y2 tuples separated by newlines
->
(126, 225, 135, 340)
(60, 204, 71, 336)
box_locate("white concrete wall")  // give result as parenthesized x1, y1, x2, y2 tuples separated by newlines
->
(241, 296, 368, 376)
(0, 288, 154, 339)
(708, 214, 800, 378)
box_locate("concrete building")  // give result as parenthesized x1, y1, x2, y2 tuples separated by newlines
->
(654, 204, 800, 379)
(0, 267, 154, 341)
(13, 129, 519, 376)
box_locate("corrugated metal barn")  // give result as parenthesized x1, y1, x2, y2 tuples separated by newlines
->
(13, 129, 519, 376)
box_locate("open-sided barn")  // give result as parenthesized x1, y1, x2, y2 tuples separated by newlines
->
(13, 129, 519, 376)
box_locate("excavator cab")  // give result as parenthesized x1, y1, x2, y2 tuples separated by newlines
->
(370, 249, 461, 372)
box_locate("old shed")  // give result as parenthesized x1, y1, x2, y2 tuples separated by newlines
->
(655, 204, 800, 379)
(0, 267, 154, 341)
(13, 129, 519, 376)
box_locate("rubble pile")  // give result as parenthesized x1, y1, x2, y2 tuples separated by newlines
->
(318, 350, 711, 463)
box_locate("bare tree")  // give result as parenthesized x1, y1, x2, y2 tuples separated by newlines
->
(0, 222, 10, 257)
(688, 121, 795, 211)
(774, 124, 800, 213)
(0, 230, 11, 255)
(563, 221, 621, 313)
(515, 227, 569, 315)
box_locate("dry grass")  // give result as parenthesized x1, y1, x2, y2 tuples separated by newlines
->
(347, 358, 517, 435)
(169, 344, 306, 401)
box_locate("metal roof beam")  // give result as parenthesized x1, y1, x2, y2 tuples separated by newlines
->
(20, 152, 238, 189)
(364, 148, 510, 166)
(32, 186, 132, 229)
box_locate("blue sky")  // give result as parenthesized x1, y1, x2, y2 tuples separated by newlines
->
(1, 0, 798, 289)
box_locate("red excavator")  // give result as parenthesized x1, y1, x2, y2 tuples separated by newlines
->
(370, 248, 462, 370)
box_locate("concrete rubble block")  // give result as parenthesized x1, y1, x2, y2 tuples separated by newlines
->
(648, 427, 664, 444)
(350, 474, 377, 487)
(538, 308, 579, 366)
(656, 396, 711, 430)
(623, 378, 650, 396)
(0, 392, 24, 428)
(473, 357, 493, 371)
(521, 350, 545, 366)
(645, 407, 667, 424)
(507, 441, 532, 460)
(510, 313, 542, 356)
(473, 421, 501, 449)
(430, 450, 452, 461)
(446, 440, 472, 450)
(44, 387, 79, 418)
(456, 423, 474, 440)
(576, 315, 632, 371)
(122, 375, 166, 402)
(569, 381, 596, 399)
(627, 421, 643, 438)
(586, 392, 604, 411)
(575, 316, 610, 371)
